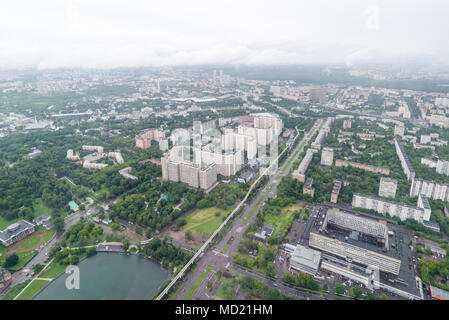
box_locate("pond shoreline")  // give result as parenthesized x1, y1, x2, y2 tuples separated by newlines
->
(31, 252, 170, 300)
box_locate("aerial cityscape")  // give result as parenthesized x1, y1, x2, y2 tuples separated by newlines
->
(1, 0, 449, 313)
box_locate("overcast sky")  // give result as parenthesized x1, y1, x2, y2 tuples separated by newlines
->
(0, 0, 448, 69)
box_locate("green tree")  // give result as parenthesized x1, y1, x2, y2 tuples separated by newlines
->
(335, 282, 345, 295)
(69, 255, 80, 265)
(349, 286, 363, 299)
(3, 253, 19, 268)
(111, 223, 120, 231)
(52, 216, 65, 233)
(32, 263, 44, 274)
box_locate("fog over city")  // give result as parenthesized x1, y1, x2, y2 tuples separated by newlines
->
(0, 0, 448, 68)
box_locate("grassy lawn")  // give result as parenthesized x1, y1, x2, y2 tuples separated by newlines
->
(17, 236, 42, 251)
(0, 198, 52, 230)
(182, 264, 214, 300)
(1, 250, 38, 272)
(0, 245, 6, 257)
(168, 264, 199, 300)
(16, 279, 50, 300)
(263, 205, 302, 237)
(1, 280, 31, 300)
(241, 195, 265, 226)
(43, 228, 57, 243)
(0, 216, 20, 230)
(39, 261, 69, 279)
(32, 199, 53, 216)
(215, 276, 236, 299)
(220, 243, 230, 254)
(183, 207, 228, 237)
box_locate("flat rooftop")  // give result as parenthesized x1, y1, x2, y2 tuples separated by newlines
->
(291, 244, 322, 270)
(326, 208, 388, 240)
(310, 209, 398, 259)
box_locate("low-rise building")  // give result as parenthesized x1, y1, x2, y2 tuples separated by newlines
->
(303, 178, 315, 198)
(0, 220, 36, 247)
(289, 245, 322, 276)
(335, 159, 390, 175)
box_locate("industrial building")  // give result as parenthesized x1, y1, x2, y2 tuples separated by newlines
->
(310, 209, 398, 274)
(289, 245, 322, 276)
(379, 177, 398, 198)
(307, 206, 422, 300)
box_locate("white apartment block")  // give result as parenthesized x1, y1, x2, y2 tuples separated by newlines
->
(82, 145, 104, 153)
(251, 113, 283, 136)
(436, 160, 449, 176)
(161, 154, 217, 190)
(293, 148, 317, 182)
(222, 131, 257, 160)
(421, 158, 437, 168)
(321, 147, 334, 166)
(108, 152, 124, 164)
(194, 147, 243, 176)
(66, 149, 80, 161)
(420, 135, 432, 144)
(379, 177, 398, 198)
(83, 161, 108, 169)
(394, 139, 415, 180)
(394, 125, 405, 137)
(410, 178, 449, 202)
(352, 193, 430, 223)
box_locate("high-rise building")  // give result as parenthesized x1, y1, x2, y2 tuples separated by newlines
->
(394, 139, 415, 180)
(436, 160, 449, 176)
(394, 125, 405, 137)
(331, 180, 342, 204)
(321, 147, 334, 166)
(379, 177, 398, 198)
(310, 88, 327, 103)
(135, 128, 166, 149)
(161, 153, 217, 190)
